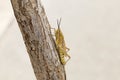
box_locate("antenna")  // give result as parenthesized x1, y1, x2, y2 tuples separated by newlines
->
(57, 18, 62, 29)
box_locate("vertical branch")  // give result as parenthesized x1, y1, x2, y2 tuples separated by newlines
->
(10, 0, 66, 80)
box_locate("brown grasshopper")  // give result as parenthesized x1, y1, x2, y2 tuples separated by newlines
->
(52, 18, 70, 65)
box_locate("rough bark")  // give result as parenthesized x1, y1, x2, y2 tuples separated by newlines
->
(10, 0, 66, 80)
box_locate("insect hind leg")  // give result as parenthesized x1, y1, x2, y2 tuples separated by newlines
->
(64, 52, 71, 64)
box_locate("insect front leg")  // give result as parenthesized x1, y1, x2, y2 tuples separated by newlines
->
(51, 28, 56, 32)
(50, 28, 56, 36)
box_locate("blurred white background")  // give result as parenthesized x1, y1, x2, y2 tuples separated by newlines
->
(0, 0, 120, 80)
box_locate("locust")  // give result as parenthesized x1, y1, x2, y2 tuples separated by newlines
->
(52, 18, 70, 65)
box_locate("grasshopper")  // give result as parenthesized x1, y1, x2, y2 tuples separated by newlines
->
(52, 18, 70, 65)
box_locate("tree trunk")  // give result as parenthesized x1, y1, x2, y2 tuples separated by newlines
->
(10, 0, 66, 80)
